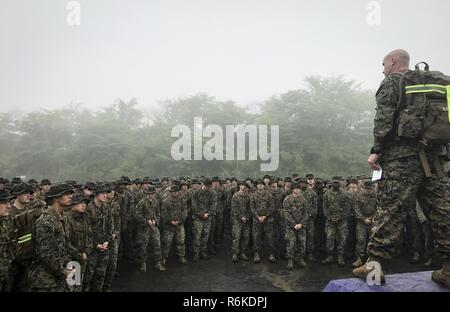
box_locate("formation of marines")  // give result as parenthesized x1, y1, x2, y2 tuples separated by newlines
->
(1, 171, 446, 292)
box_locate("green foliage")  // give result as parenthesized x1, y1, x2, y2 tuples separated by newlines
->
(0, 76, 375, 181)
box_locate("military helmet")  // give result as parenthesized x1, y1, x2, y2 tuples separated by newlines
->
(93, 183, 108, 195)
(46, 183, 74, 199)
(0, 189, 14, 202)
(202, 178, 212, 186)
(170, 184, 181, 192)
(12, 183, 34, 196)
(255, 179, 264, 185)
(83, 181, 96, 190)
(71, 194, 89, 205)
(291, 182, 301, 190)
(11, 177, 23, 184)
(306, 173, 314, 179)
(40, 179, 51, 186)
(211, 176, 220, 183)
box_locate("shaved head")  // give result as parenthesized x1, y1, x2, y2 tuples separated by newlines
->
(382, 49, 411, 77)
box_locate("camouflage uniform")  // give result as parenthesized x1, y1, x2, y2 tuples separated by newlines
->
(367, 73, 450, 261)
(313, 185, 327, 255)
(103, 199, 121, 291)
(323, 188, 351, 259)
(135, 194, 162, 264)
(83, 200, 113, 292)
(250, 189, 275, 255)
(270, 187, 285, 258)
(184, 187, 196, 253)
(209, 186, 225, 250)
(223, 185, 237, 236)
(0, 214, 17, 291)
(66, 209, 94, 292)
(283, 193, 308, 260)
(161, 192, 188, 260)
(28, 208, 76, 292)
(115, 190, 134, 260)
(230, 191, 251, 255)
(191, 188, 216, 257)
(353, 190, 377, 259)
(346, 188, 364, 258)
(302, 188, 318, 257)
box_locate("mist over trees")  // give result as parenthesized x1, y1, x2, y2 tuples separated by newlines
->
(0, 76, 375, 181)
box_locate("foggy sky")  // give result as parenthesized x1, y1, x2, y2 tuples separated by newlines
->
(1, 0, 449, 113)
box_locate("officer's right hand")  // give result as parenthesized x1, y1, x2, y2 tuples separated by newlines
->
(64, 268, 76, 278)
(368, 154, 381, 170)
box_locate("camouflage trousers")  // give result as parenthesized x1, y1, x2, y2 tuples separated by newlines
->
(405, 209, 423, 255)
(208, 213, 217, 251)
(162, 225, 186, 259)
(355, 221, 371, 258)
(214, 207, 225, 243)
(192, 218, 212, 255)
(82, 249, 109, 292)
(230, 219, 251, 255)
(422, 221, 435, 259)
(346, 216, 356, 258)
(285, 227, 307, 259)
(325, 219, 348, 257)
(103, 239, 119, 291)
(274, 211, 286, 258)
(306, 218, 316, 255)
(0, 252, 14, 292)
(122, 219, 138, 260)
(10, 258, 32, 291)
(368, 156, 450, 260)
(314, 213, 327, 254)
(185, 211, 193, 253)
(135, 225, 162, 263)
(252, 220, 275, 254)
(223, 204, 231, 236)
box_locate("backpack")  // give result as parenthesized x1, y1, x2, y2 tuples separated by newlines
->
(396, 62, 450, 145)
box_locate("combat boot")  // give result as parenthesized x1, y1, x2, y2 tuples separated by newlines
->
(139, 262, 147, 273)
(179, 257, 188, 265)
(412, 252, 420, 263)
(322, 255, 333, 265)
(253, 253, 261, 263)
(193, 254, 200, 262)
(423, 258, 433, 268)
(352, 258, 385, 283)
(431, 262, 450, 289)
(200, 251, 210, 260)
(352, 257, 363, 268)
(240, 253, 249, 261)
(162, 258, 167, 266)
(298, 258, 307, 268)
(232, 254, 238, 263)
(286, 259, 294, 270)
(269, 254, 277, 263)
(337, 255, 345, 267)
(154, 261, 167, 272)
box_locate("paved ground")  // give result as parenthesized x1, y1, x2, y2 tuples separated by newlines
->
(112, 239, 438, 292)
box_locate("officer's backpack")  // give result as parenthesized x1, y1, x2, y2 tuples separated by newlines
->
(396, 62, 450, 145)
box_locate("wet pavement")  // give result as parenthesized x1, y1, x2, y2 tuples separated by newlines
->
(112, 239, 439, 292)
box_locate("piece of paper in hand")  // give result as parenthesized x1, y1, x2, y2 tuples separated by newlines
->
(372, 167, 382, 181)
